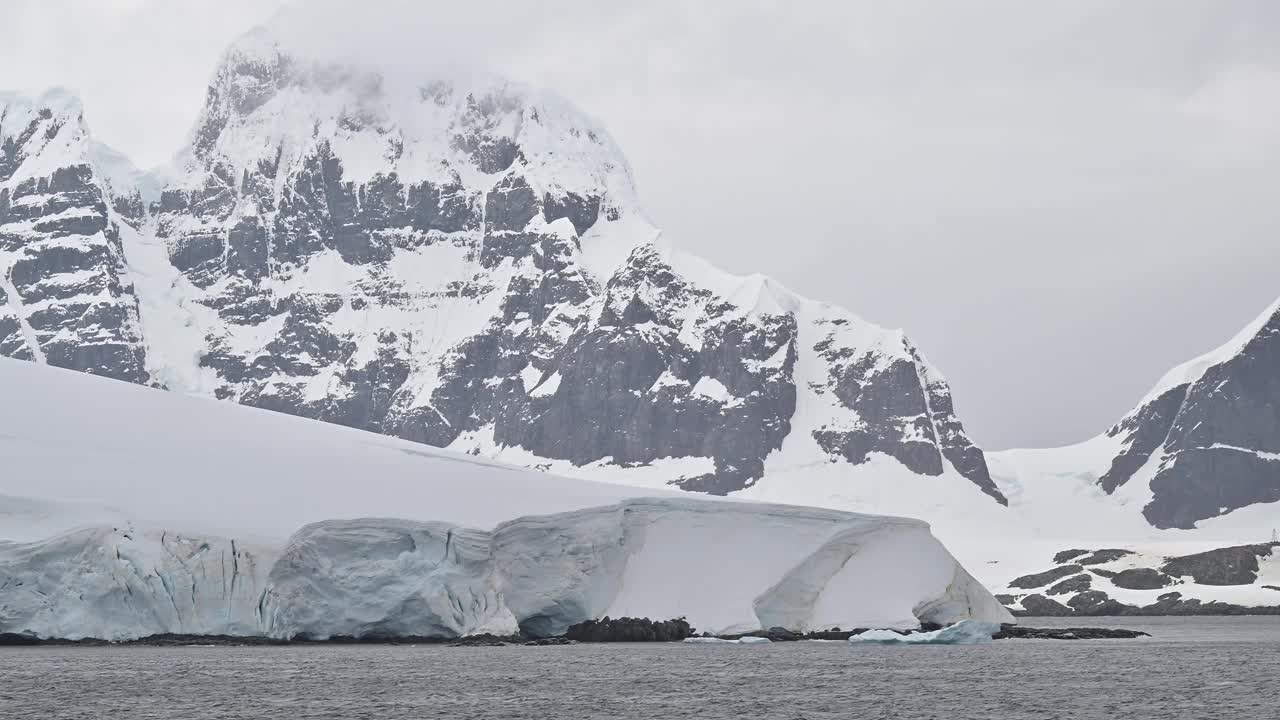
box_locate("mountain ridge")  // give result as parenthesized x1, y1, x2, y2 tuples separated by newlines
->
(0, 25, 1005, 506)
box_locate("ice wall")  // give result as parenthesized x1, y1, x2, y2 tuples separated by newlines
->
(0, 497, 1012, 641)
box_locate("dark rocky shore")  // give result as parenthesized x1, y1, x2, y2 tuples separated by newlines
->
(1001, 591, 1280, 618)
(1, 617, 1149, 646)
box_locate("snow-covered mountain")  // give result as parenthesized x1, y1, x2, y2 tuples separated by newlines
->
(0, 89, 147, 382)
(993, 298, 1280, 530)
(0, 23, 1003, 506)
(0, 358, 1010, 641)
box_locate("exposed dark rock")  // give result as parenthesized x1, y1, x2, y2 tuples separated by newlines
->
(1046, 574, 1092, 596)
(1077, 549, 1134, 565)
(1110, 568, 1174, 590)
(1009, 565, 1083, 590)
(799, 629, 863, 641)
(446, 634, 520, 647)
(542, 192, 600, 236)
(811, 328, 1006, 503)
(1053, 549, 1090, 564)
(524, 637, 574, 646)
(819, 354, 943, 476)
(1018, 594, 1074, 616)
(1011, 587, 1280, 617)
(0, 632, 41, 646)
(1067, 591, 1132, 616)
(2, 634, 291, 647)
(1099, 385, 1188, 494)
(563, 616, 694, 643)
(124, 634, 291, 647)
(994, 624, 1148, 640)
(1145, 448, 1280, 529)
(1161, 543, 1278, 586)
(485, 175, 539, 233)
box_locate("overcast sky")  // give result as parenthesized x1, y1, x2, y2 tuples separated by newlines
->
(3, 0, 1277, 450)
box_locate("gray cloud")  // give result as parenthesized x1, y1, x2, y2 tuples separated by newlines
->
(2, 0, 1276, 449)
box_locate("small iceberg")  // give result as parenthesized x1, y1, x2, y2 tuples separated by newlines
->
(847, 620, 1000, 646)
(684, 636, 773, 645)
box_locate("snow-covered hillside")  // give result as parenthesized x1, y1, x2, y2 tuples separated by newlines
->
(0, 18, 1003, 508)
(0, 359, 1010, 640)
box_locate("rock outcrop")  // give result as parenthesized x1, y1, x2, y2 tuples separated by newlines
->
(1000, 543, 1280, 616)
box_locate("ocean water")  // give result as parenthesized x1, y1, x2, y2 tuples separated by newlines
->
(2, 617, 1278, 719)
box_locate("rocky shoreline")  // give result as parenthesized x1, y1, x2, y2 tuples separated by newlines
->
(1006, 593, 1280, 618)
(0, 617, 1150, 647)
(1000, 543, 1280, 617)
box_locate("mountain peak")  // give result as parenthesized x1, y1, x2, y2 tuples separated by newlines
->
(1, 17, 1007, 517)
(1, 88, 93, 191)
(179, 22, 637, 212)
(1138, 296, 1280, 409)
(1079, 295, 1280, 528)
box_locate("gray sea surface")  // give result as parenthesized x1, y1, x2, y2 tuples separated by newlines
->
(2, 617, 1278, 719)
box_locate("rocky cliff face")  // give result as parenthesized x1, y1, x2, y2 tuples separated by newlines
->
(1096, 300, 1280, 528)
(0, 91, 147, 383)
(0, 27, 1003, 505)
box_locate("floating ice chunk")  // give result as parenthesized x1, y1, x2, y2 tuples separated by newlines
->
(683, 636, 773, 645)
(847, 620, 1000, 646)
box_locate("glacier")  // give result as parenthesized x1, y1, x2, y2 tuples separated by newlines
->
(0, 359, 1011, 641)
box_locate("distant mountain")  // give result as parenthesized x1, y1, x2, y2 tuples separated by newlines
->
(1097, 298, 1280, 528)
(992, 298, 1280, 530)
(0, 22, 1002, 505)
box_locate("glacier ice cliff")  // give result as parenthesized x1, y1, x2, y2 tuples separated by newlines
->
(0, 338, 1010, 642)
(260, 519, 518, 639)
(0, 525, 272, 641)
(0, 496, 1012, 641)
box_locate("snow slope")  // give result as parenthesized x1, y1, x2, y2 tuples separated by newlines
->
(0, 358, 670, 540)
(0, 359, 1010, 640)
